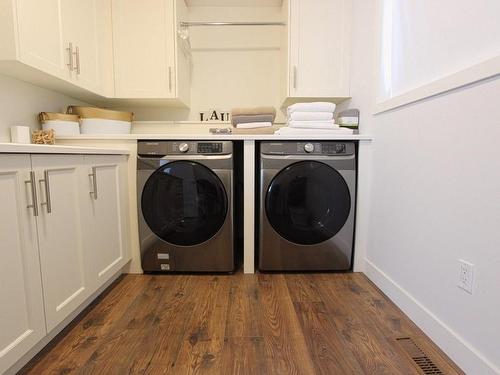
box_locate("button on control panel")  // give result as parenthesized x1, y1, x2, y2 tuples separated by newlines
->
(197, 142, 223, 154)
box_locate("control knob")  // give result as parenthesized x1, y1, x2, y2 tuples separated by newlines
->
(304, 143, 315, 153)
(178, 143, 189, 153)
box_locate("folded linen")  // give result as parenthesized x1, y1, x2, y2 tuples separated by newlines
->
(232, 114, 275, 126)
(231, 106, 276, 117)
(288, 120, 339, 129)
(275, 126, 353, 135)
(236, 122, 272, 129)
(287, 102, 336, 115)
(288, 111, 334, 121)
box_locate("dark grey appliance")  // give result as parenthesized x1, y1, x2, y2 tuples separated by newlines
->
(137, 140, 234, 272)
(259, 141, 356, 271)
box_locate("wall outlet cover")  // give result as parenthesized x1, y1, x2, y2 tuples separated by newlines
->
(458, 259, 474, 294)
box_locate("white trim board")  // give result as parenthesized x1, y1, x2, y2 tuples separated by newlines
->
(374, 55, 500, 114)
(364, 258, 500, 375)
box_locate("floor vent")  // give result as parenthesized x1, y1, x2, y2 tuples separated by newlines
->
(396, 337, 443, 375)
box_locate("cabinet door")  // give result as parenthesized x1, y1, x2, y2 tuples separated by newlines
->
(15, 0, 69, 80)
(112, 0, 174, 98)
(82, 155, 129, 292)
(31, 155, 89, 332)
(0, 155, 46, 374)
(289, 0, 351, 97)
(61, 0, 101, 92)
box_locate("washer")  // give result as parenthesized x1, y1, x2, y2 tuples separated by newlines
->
(259, 141, 356, 271)
(137, 140, 234, 273)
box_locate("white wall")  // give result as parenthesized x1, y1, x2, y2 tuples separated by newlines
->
(120, 6, 286, 123)
(347, 1, 500, 374)
(0, 74, 87, 142)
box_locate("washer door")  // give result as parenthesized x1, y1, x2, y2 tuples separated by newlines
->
(265, 161, 351, 245)
(141, 160, 228, 246)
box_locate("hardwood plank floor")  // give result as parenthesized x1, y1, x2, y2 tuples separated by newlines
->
(20, 272, 464, 375)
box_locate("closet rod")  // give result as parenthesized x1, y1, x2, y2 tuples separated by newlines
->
(180, 21, 286, 27)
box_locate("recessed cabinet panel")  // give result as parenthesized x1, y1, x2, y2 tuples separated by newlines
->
(112, 0, 173, 98)
(31, 155, 89, 332)
(0, 155, 46, 374)
(82, 155, 129, 291)
(15, 0, 67, 79)
(288, 0, 351, 98)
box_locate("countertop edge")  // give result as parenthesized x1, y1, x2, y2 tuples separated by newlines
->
(0, 143, 131, 155)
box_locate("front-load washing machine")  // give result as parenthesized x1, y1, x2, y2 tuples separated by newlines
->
(137, 140, 234, 273)
(259, 141, 356, 271)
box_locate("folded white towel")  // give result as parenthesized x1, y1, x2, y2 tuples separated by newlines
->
(288, 111, 334, 121)
(275, 126, 354, 135)
(288, 120, 339, 129)
(287, 102, 336, 115)
(235, 122, 272, 129)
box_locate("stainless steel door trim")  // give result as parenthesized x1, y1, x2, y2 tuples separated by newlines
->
(39, 170, 52, 213)
(89, 167, 98, 200)
(25, 171, 39, 217)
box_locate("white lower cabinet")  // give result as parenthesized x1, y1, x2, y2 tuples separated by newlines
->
(0, 155, 46, 374)
(81, 155, 129, 293)
(0, 153, 129, 373)
(31, 155, 90, 332)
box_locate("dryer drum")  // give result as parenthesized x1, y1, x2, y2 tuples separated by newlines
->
(141, 160, 228, 246)
(265, 161, 351, 245)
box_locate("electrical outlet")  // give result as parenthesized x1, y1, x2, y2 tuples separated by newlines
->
(458, 259, 474, 294)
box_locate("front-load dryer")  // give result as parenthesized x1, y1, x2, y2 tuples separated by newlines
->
(137, 140, 234, 273)
(259, 141, 356, 271)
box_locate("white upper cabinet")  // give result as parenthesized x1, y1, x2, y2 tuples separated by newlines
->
(81, 155, 129, 292)
(0, 0, 111, 98)
(61, 0, 101, 93)
(10, 0, 68, 79)
(0, 155, 46, 374)
(285, 0, 351, 99)
(112, 0, 190, 103)
(31, 155, 90, 332)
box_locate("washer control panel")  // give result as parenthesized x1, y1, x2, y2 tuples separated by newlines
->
(261, 141, 355, 156)
(138, 141, 232, 156)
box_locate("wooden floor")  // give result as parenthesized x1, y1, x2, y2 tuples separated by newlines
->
(20, 272, 463, 375)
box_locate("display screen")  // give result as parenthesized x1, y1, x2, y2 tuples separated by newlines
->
(198, 142, 223, 153)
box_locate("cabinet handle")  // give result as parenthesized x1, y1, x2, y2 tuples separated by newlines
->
(66, 43, 74, 72)
(293, 65, 297, 89)
(25, 171, 39, 217)
(89, 167, 98, 200)
(168, 66, 172, 92)
(75, 46, 81, 75)
(39, 170, 52, 214)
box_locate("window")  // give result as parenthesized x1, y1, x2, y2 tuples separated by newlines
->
(377, 0, 500, 112)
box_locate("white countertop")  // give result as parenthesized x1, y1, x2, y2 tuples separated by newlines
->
(55, 133, 372, 141)
(0, 142, 130, 155)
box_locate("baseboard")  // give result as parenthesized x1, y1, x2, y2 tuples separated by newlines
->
(5, 269, 126, 375)
(364, 258, 500, 375)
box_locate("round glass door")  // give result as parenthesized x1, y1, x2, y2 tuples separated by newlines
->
(265, 161, 351, 245)
(141, 161, 228, 246)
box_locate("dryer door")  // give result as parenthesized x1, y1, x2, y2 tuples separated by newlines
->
(265, 161, 351, 245)
(141, 160, 228, 246)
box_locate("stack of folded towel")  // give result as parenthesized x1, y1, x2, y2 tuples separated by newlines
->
(231, 107, 276, 129)
(275, 102, 353, 135)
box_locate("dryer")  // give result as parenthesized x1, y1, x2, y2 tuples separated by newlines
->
(259, 141, 356, 271)
(137, 140, 234, 273)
